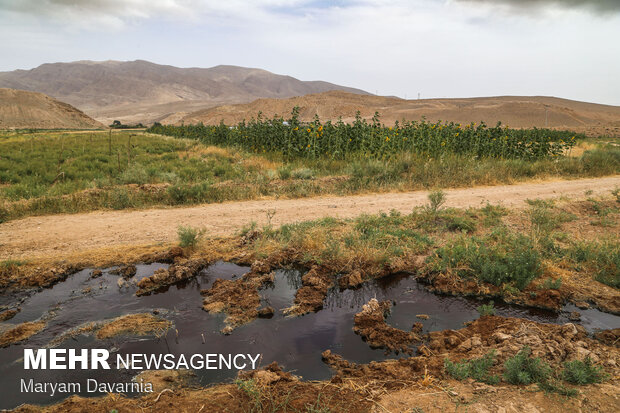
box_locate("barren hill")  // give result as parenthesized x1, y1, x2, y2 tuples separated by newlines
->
(0, 88, 103, 129)
(173, 91, 620, 136)
(0, 60, 368, 125)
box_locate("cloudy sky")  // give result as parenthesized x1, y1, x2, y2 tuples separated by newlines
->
(1, 0, 619, 105)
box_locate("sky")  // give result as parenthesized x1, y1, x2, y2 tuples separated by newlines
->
(1, 0, 619, 105)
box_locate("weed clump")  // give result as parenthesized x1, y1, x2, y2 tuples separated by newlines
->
(444, 351, 500, 384)
(562, 357, 609, 385)
(503, 346, 551, 385)
(177, 225, 205, 248)
(477, 301, 496, 317)
(434, 233, 542, 290)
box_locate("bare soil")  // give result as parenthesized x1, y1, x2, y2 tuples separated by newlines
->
(1, 176, 618, 261)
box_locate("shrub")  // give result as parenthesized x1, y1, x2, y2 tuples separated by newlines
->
(177, 225, 205, 248)
(425, 190, 446, 215)
(445, 351, 500, 384)
(562, 357, 609, 385)
(503, 346, 551, 385)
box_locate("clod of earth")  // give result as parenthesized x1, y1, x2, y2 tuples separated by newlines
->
(110, 264, 136, 278)
(353, 298, 421, 353)
(201, 268, 275, 333)
(284, 266, 333, 316)
(257, 306, 275, 318)
(0, 320, 46, 347)
(136, 258, 207, 296)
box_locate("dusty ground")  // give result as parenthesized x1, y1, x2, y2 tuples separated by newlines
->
(1, 176, 618, 260)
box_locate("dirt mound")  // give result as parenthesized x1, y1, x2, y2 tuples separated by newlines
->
(353, 298, 421, 353)
(201, 262, 276, 333)
(0, 88, 103, 129)
(175, 91, 620, 136)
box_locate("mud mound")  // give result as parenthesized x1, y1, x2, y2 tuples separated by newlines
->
(0, 88, 103, 129)
(176, 91, 620, 136)
(201, 263, 275, 333)
(353, 298, 420, 353)
(136, 258, 207, 296)
(323, 316, 620, 382)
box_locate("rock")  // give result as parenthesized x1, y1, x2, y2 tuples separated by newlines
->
(575, 301, 590, 309)
(416, 314, 429, 320)
(91, 269, 103, 278)
(569, 311, 581, 321)
(258, 306, 275, 318)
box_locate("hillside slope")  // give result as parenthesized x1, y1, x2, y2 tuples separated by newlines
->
(0, 61, 368, 125)
(0, 88, 103, 129)
(172, 91, 620, 136)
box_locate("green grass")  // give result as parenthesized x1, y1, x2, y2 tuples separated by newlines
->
(566, 240, 620, 288)
(177, 225, 205, 248)
(477, 302, 496, 316)
(503, 346, 551, 385)
(1, 130, 619, 222)
(562, 357, 609, 385)
(445, 351, 500, 384)
(431, 231, 542, 290)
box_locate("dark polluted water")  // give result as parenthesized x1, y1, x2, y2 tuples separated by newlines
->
(0, 262, 618, 410)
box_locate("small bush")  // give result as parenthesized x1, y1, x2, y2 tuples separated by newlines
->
(445, 351, 500, 384)
(562, 357, 609, 385)
(425, 190, 446, 215)
(503, 346, 551, 385)
(477, 301, 496, 317)
(177, 225, 205, 248)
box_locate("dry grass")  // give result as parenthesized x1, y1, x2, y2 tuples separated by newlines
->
(0, 321, 46, 347)
(95, 313, 172, 339)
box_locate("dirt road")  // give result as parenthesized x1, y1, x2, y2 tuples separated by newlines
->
(1, 176, 619, 259)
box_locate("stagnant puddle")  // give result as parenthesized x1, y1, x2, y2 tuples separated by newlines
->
(0, 262, 618, 409)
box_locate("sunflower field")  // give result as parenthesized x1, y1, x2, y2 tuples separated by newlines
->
(148, 107, 578, 161)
